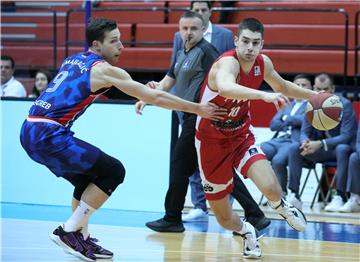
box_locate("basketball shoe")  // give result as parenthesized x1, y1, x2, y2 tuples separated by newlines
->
(271, 199, 307, 232)
(238, 222, 262, 258)
(50, 225, 96, 262)
(86, 236, 113, 259)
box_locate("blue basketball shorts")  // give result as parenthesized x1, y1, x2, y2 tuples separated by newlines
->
(20, 120, 101, 177)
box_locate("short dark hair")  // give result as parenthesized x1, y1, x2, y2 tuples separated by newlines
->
(315, 73, 334, 85)
(190, 1, 212, 10)
(293, 74, 312, 84)
(1, 55, 15, 69)
(238, 18, 264, 37)
(86, 18, 118, 47)
(180, 11, 205, 26)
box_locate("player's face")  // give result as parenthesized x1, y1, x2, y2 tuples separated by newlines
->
(179, 17, 205, 49)
(313, 78, 335, 93)
(191, 2, 211, 27)
(294, 78, 312, 90)
(98, 28, 124, 65)
(235, 29, 263, 62)
(1, 60, 14, 84)
(35, 72, 49, 93)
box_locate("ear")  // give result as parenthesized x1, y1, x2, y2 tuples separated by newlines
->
(92, 40, 101, 51)
(260, 39, 264, 49)
(234, 35, 238, 47)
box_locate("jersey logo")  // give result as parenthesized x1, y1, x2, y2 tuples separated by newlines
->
(249, 148, 259, 156)
(182, 59, 191, 69)
(203, 183, 214, 192)
(254, 66, 261, 76)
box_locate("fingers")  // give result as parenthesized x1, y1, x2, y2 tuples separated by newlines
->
(134, 101, 145, 115)
(146, 81, 158, 89)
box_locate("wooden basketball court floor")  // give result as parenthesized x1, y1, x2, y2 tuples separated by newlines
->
(1, 202, 359, 261)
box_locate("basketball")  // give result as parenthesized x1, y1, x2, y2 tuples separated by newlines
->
(305, 93, 343, 130)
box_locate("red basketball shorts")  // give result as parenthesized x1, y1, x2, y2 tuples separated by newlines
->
(195, 133, 266, 201)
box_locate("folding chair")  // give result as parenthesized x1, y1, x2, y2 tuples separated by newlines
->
(299, 160, 324, 209)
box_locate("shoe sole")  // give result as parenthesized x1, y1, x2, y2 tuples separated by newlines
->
(50, 233, 96, 262)
(243, 253, 262, 259)
(94, 253, 113, 259)
(182, 218, 209, 223)
(146, 224, 185, 233)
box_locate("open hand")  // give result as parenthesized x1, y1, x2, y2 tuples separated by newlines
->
(262, 92, 290, 111)
(197, 102, 228, 121)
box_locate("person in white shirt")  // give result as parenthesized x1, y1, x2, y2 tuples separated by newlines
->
(1, 55, 26, 97)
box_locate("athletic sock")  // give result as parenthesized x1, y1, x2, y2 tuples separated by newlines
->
(63, 200, 95, 234)
(268, 199, 282, 209)
(238, 220, 248, 235)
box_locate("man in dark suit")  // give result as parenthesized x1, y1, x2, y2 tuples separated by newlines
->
(340, 122, 360, 212)
(173, 1, 270, 231)
(287, 73, 357, 211)
(261, 74, 312, 210)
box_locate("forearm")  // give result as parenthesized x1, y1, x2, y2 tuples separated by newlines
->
(150, 90, 199, 115)
(282, 81, 317, 100)
(218, 82, 265, 101)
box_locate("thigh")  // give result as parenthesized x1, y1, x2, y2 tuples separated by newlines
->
(195, 138, 234, 201)
(233, 134, 267, 176)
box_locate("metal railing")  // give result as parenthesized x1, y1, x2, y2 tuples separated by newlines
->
(64, 6, 349, 85)
(355, 9, 360, 90)
(1, 6, 58, 69)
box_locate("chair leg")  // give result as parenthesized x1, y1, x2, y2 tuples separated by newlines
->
(310, 169, 326, 209)
(324, 172, 337, 203)
(299, 169, 311, 198)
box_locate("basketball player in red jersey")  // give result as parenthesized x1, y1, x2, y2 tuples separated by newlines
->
(195, 18, 319, 258)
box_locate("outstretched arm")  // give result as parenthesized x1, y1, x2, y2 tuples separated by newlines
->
(214, 57, 289, 108)
(91, 63, 226, 120)
(263, 55, 318, 100)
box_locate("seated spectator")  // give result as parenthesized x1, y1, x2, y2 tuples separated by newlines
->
(261, 74, 312, 207)
(1, 55, 26, 97)
(287, 73, 357, 211)
(340, 122, 360, 212)
(28, 70, 52, 98)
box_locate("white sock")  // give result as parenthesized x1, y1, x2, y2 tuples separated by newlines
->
(81, 223, 90, 239)
(63, 201, 95, 233)
(238, 221, 248, 234)
(268, 199, 282, 209)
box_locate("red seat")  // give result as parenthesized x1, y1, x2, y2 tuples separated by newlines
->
(117, 47, 172, 71)
(135, 24, 178, 47)
(1, 46, 356, 76)
(231, 1, 359, 25)
(168, 1, 221, 23)
(222, 24, 356, 49)
(1, 23, 133, 48)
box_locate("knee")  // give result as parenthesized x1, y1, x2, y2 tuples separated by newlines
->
(289, 142, 300, 153)
(110, 159, 126, 185)
(350, 152, 360, 165)
(272, 155, 286, 169)
(90, 152, 126, 196)
(336, 144, 351, 156)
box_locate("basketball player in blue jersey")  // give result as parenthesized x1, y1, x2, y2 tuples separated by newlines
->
(20, 18, 226, 262)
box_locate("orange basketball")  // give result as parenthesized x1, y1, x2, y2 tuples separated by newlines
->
(305, 93, 343, 131)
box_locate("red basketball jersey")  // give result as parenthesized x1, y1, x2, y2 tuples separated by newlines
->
(196, 49, 265, 140)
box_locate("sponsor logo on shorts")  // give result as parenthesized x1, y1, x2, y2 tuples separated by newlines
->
(249, 148, 258, 156)
(203, 184, 214, 192)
